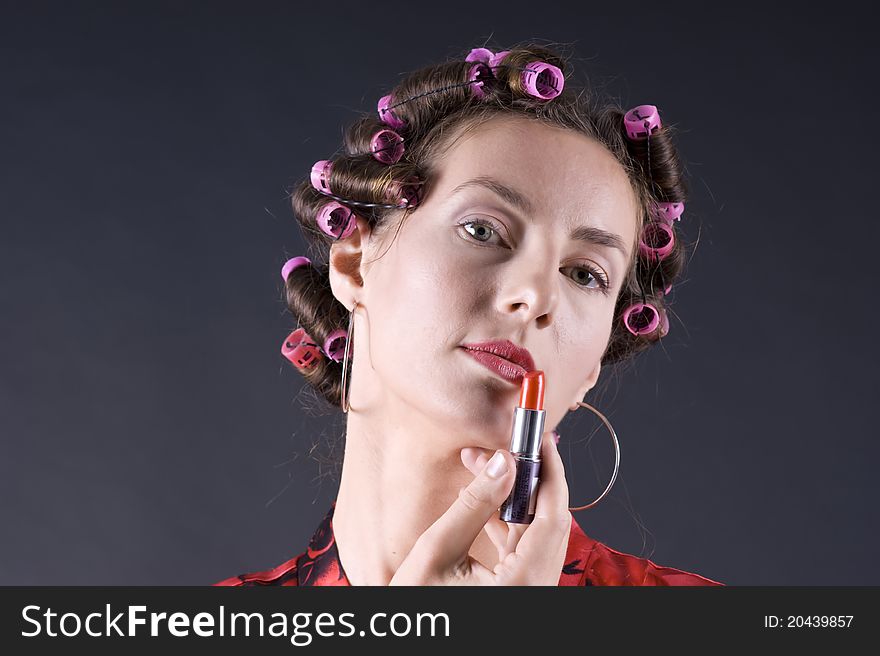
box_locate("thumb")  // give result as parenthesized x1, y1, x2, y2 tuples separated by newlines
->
(460, 447, 494, 476)
(417, 449, 515, 570)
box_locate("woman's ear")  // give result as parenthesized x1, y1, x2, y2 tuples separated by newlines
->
(569, 361, 601, 411)
(328, 215, 373, 309)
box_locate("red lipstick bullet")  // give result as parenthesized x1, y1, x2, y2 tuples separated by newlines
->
(500, 370, 546, 524)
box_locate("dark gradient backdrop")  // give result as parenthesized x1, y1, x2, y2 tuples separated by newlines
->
(1, 1, 877, 585)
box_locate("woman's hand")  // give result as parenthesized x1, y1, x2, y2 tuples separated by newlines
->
(388, 431, 571, 586)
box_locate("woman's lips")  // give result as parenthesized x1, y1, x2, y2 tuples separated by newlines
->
(460, 347, 526, 384)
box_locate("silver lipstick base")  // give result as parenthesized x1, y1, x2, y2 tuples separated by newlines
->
(499, 406, 545, 524)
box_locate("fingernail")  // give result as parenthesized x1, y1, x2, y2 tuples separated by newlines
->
(553, 430, 560, 445)
(485, 450, 508, 478)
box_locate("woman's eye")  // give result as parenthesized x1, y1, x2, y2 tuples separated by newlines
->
(563, 264, 610, 293)
(458, 218, 612, 294)
(459, 219, 502, 244)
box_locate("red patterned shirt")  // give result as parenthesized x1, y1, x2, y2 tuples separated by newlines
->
(214, 501, 723, 586)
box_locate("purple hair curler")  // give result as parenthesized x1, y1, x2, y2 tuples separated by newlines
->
(468, 62, 494, 99)
(370, 129, 405, 165)
(488, 50, 510, 68)
(310, 159, 333, 194)
(323, 329, 349, 363)
(621, 302, 660, 336)
(521, 61, 564, 100)
(281, 256, 311, 281)
(624, 104, 662, 141)
(386, 176, 422, 208)
(652, 201, 684, 225)
(482, 48, 565, 100)
(466, 47, 495, 64)
(377, 93, 405, 129)
(316, 201, 358, 240)
(639, 221, 675, 262)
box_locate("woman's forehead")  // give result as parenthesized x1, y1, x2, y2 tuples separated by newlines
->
(439, 117, 625, 190)
(431, 117, 638, 243)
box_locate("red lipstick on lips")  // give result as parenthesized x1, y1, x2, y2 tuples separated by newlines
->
(460, 340, 536, 385)
(499, 370, 546, 524)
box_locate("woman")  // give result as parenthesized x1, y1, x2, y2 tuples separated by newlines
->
(215, 42, 723, 586)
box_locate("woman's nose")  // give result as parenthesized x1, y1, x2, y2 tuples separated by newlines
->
(497, 257, 559, 320)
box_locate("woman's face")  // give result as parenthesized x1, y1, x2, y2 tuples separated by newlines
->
(340, 114, 639, 449)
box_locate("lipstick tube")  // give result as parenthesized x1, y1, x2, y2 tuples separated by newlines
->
(499, 370, 546, 524)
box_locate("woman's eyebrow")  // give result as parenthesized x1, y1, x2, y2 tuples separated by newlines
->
(450, 175, 535, 216)
(569, 224, 628, 258)
(450, 175, 628, 258)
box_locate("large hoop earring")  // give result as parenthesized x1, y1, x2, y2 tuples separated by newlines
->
(566, 400, 621, 511)
(340, 301, 358, 413)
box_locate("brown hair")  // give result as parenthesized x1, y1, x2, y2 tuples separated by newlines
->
(284, 40, 690, 413)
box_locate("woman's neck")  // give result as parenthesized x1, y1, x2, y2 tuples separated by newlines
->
(331, 406, 500, 586)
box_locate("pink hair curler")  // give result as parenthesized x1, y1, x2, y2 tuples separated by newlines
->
(638, 221, 675, 262)
(281, 327, 323, 370)
(281, 256, 311, 281)
(323, 328, 349, 363)
(466, 47, 495, 64)
(377, 93, 405, 129)
(521, 61, 564, 100)
(624, 104, 662, 141)
(386, 176, 422, 208)
(652, 201, 684, 224)
(621, 302, 660, 336)
(664, 282, 673, 296)
(468, 62, 494, 99)
(469, 50, 564, 100)
(316, 201, 358, 240)
(310, 159, 333, 194)
(370, 129, 405, 165)
(488, 50, 510, 68)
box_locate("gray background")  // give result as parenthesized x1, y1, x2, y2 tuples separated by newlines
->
(1, 1, 876, 585)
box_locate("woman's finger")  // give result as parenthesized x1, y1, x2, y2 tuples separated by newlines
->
(414, 449, 515, 572)
(497, 432, 571, 583)
(501, 430, 565, 553)
(460, 448, 515, 555)
(460, 447, 492, 473)
(532, 429, 569, 517)
(502, 523, 528, 559)
(461, 429, 565, 565)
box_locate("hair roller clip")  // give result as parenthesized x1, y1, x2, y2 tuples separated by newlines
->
(638, 221, 675, 262)
(621, 302, 660, 336)
(664, 282, 673, 296)
(521, 61, 564, 100)
(466, 47, 495, 64)
(377, 94, 406, 129)
(624, 105, 662, 141)
(310, 159, 334, 194)
(281, 256, 311, 281)
(468, 62, 494, 99)
(322, 328, 349, 363)
(370, 129, 405, 165)
(281, 327, 323, 370)
(316, 201, 358, 240)
(652, 201, 684, 225)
